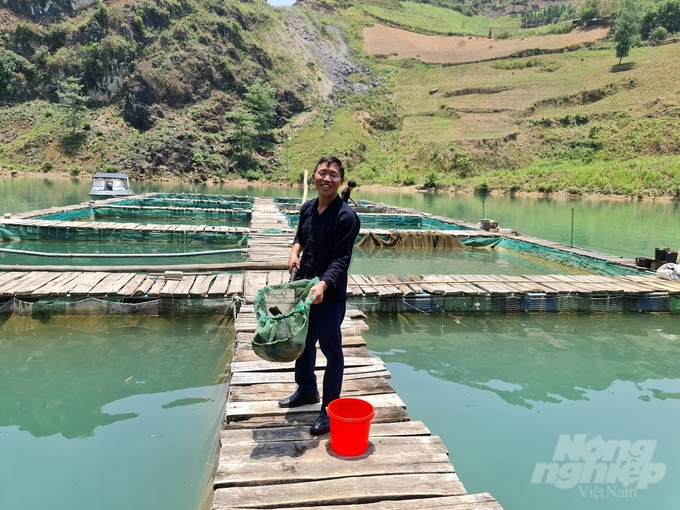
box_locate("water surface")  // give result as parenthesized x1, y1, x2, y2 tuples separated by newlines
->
(0, 316, 232, 510)
(363, 313, 680, 510)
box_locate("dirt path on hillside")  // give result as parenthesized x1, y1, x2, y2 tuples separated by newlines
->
(363, 25, 609, 64)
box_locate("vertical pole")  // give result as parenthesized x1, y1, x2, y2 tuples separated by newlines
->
(571, 208, 574, 248)
(482, 199, 485, 220)
(285, 133, 289, 181)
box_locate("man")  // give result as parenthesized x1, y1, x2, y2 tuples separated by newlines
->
(279, 156, 361, 435)
(340, 180, 359, 206)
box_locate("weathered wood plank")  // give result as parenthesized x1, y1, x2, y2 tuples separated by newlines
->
(226, 274, 245, 296)
(221, 421, 432, 445)
(228, 376, 395, 402)
(209, 274, 232, 296)
(229, 493, 502, 510)
(189, 275, 216, 297)
(230, 356, 384, 373)
(215, 436, 453, 487)
(229, 366, 391, 385)
(212, 473, 465, 508)
(226, 392, 405, 419)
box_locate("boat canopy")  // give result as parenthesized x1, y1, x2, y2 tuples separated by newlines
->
(92, 172, 129, 180)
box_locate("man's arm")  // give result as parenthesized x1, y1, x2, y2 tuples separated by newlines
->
(350, 197, 359, 206)
(311, 210, 359, 304)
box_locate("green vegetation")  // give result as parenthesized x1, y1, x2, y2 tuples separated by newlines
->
(613, 0, 641, 65)
(354, 1, 519, 36)
(0, 0, 679, 199)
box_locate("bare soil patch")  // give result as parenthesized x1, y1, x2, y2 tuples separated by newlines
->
(363, 25, 609, 64)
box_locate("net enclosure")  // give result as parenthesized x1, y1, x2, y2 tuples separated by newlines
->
(252, 278, 319, 362)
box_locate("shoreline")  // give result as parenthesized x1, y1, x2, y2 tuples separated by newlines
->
(2, 169, 679, 203)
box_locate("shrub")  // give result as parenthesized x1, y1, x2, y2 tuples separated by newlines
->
(649, 26, 669, 45)
(83, 121, 91, 131)
(423, 171, 440, 189)
(402, 174, 416, 186)
(474, 181, 490, 193)
(70, 167, 80, 176)
(245, 170, 260, 181)
(41, 161, 53, 172)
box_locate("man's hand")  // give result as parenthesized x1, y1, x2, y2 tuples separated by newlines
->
(308, 280, 328, 305)
(288, 244, 301, 273)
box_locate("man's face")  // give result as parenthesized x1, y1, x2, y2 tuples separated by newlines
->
(312, 162, 343, 200)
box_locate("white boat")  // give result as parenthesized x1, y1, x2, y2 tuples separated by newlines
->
(89, 172, 135, 197)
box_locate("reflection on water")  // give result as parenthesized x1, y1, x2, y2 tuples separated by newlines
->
(0, 316, 232, 510)
(350, 246, 587, 276)
(363, 313, 680, 510)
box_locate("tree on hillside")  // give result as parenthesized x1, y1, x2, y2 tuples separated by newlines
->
(243, 79, 277, 137)
(641, 0, 680, 39)
(57, 77, 88, 133)
(613, 0, 641, 65)
(580, 0, 600, 23)
(226, 105, 257, 154)
(0, 49, 21, 97)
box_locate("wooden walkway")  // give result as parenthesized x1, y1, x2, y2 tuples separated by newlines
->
(213, 197, 502, 509)
(0, 270, 678, 301)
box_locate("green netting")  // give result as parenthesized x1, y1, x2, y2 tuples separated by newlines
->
(0, 297, 235, 317)
(36, 206, 251, 224)
(347, 293, 672, 315)
(0, 225, 248, 245)
(114, 194, 253, 210)
(458, 237, 637, 277)
(285, 213, 471, 231)
(252, 278, 319, 362)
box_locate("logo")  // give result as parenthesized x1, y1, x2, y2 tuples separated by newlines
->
(531, 434, 666, 497)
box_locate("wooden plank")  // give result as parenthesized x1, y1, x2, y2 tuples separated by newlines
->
(0, 272, 46, 295)
(230, 356, 384, 373)
(68, 271, 110, 294)
(170, 276, 196, 296)
(146, 277, 167, 297)
(89, 273, 131, 295)
(31, 272, 83, 297)
(229, 366, 391, 385)
(267, 270, 284, 286)
(0, 272, 23, 288)
(226, 405, 407, 428)
(228, 376, 394, 402)
(226, 273, 245, 296)
(221, 421, 432, 445)
(208, 274, 232, 296)
(213, 473, 465, 509)
(226, 392, 405, 419)
(133, 275, 156, 296)
(234, 493, 502, 510)
(11, 272, 61, 294)
(118, 274, 149, 297)
(215, 436, 453, 487)
(189, 275, 215, 297)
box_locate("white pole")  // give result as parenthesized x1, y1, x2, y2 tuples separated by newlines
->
(301, 169, 308, 204)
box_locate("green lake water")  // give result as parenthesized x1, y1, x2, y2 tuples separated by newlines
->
(0, 316, 232, 510)
(363, 313, 680, 510)
(3, 175, 678, 258)
(0, 240, 247, 266)
(3, 176, 680, 509)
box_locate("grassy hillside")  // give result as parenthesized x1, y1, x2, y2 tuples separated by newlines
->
(1, 0, 680, 198)
(280, 0, 680, 197)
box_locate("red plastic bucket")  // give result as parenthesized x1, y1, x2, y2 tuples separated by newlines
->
(327, 398, 374, 456)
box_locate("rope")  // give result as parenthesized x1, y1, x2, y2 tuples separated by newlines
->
(0, 247, 247, 258)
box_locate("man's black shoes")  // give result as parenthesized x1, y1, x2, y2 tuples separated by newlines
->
(309, 410, 330, 435)
(278, 390, 320, 408)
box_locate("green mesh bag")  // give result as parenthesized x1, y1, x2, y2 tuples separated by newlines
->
(252, 277, 319, 362)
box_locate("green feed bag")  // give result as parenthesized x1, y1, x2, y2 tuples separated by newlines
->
(252, 277, 319, 362)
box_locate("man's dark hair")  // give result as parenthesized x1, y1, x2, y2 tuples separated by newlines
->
(314, 155, 345, 179)
(347, 180, 356, 187)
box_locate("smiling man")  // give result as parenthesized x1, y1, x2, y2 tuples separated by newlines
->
(279, 155, 361, 435)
